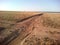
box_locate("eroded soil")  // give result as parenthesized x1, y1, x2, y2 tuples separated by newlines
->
(0, 12, 60, 45)
(9, 14, 60, 45)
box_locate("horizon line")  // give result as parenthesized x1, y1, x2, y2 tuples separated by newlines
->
(0, 10, 60, 13)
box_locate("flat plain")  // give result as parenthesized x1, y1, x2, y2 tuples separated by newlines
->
(0, 11, 60, 45)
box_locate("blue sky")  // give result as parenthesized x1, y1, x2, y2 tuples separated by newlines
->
(0, 0, 60, 12)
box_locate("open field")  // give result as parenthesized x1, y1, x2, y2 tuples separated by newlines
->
(0, 11, 60, 45)
(0, 11, 41, 21)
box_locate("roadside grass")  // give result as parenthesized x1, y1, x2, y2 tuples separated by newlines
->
(0, 11, 40, 31)
(42, 13, 60, 29)
(0, 11, 40, 21)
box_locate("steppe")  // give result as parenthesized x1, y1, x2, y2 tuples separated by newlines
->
(0, 11, 60, 45)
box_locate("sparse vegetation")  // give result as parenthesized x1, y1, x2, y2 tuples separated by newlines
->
(0, 11, 40, 21)
(23, 35, 59, 45)
(0, 12, 60, 45)
(42, 14, 60, 29)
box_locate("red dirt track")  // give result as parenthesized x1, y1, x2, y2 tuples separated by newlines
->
(8, 14, 60, 45)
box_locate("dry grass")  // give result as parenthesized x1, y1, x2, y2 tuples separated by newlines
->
(0, 11, 40, 30)
(0, 11, 40, 21)
(42, 13, 60, 29)
(23, 35, 59, 45)
(0, 11, 60, 45)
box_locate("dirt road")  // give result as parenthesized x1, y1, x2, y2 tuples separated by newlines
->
(8, 14, 60, 45)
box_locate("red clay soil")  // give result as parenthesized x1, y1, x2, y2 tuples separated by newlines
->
(8, 14, 60, 45)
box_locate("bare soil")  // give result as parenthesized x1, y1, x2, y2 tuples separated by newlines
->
(0, 11, 60, 45)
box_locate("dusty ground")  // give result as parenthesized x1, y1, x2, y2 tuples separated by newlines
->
(0, 11, 60, 45)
